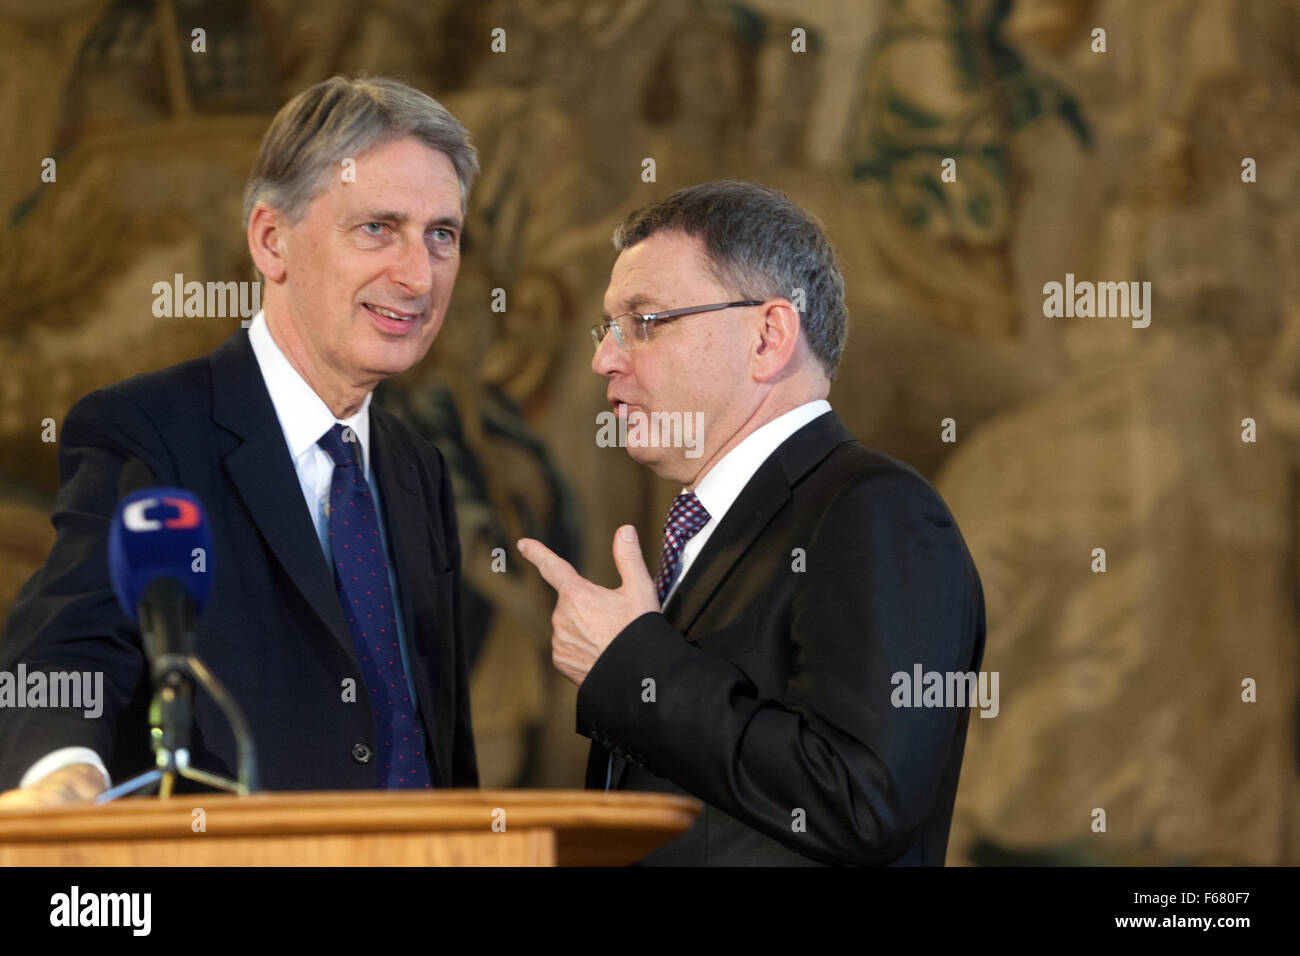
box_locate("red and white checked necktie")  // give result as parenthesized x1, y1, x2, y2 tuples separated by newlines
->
(654, 492, 712, 606)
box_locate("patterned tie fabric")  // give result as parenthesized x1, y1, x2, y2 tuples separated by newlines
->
(317, 423, 431, 788)
(654, 492, 712, 607)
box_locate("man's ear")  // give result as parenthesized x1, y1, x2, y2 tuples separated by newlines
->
(247, 203, 288, 283)
(752, 298, 802, 383)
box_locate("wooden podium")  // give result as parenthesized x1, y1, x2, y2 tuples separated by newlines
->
(0, 790, 701, 866)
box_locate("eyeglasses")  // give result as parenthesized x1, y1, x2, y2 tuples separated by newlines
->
(591, 300, 763, 351)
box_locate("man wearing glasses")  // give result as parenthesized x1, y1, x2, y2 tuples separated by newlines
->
(517, 180, 985, 865)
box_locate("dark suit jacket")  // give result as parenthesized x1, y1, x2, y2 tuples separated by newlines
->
(576, 411, 984, 865)
(0, 328, 477, 792)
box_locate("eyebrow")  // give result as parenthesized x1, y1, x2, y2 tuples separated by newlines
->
(601, 292, 662, 321)
(356, 209, 464, 231)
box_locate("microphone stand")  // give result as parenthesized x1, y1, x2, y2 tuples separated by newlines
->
(97, 581, 258, 803)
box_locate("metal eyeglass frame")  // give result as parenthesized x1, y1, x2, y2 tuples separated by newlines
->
(591, 300, 763, 351)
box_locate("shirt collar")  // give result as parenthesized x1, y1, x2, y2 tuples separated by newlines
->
(246, 310, 372, 472)
(690, 400, 831, 523)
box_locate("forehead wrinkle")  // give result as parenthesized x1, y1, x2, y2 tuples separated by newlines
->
(355, 208, 407, 223)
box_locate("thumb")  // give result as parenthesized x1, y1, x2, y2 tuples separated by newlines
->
(612, 525, 655, 598)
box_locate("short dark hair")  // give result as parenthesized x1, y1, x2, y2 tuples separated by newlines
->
(612, 180, 847, 378)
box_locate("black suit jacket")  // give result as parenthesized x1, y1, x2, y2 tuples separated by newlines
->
(0, 328, 477, 791)
(576, 411, 984, 864)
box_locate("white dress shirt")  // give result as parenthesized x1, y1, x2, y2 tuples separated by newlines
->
(661, 400, 831, 606)
(23, 310, 415, 790)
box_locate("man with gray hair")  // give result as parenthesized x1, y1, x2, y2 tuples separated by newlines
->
(0, 75, 479, 803)
(519, 180, 985, 864)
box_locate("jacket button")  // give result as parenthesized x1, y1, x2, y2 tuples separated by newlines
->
(351, 742, 373, 764)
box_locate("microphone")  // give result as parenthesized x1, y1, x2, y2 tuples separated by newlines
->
(99, 463, 257, 799)
(108, 484, 213, 673)
(107, 478, 212, 791)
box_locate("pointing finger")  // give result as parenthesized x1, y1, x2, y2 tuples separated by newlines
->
(517, 537, 580, 591)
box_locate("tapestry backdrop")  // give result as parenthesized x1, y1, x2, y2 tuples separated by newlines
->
(1, 0, 1296, 864)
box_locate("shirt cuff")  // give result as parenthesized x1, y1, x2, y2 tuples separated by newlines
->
(19, 747, 112, 790)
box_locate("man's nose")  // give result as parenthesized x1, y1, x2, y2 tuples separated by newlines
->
(592, 328, 630, 376)
(389, 236, 434, 298)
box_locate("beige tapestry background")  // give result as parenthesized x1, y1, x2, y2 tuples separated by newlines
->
(1, 0, 1296, 864)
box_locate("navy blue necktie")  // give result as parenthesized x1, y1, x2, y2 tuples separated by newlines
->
(317, 423, 431, 789)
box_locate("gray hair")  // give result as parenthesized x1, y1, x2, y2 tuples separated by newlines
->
(241, 74, 479, 230)
(611, 180, 847, 379)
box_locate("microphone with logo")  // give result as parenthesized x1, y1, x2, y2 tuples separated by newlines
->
(98, 459, 258, 801)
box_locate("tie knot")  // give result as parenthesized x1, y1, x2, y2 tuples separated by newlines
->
(317, 422, 362, 470)
(664, 492, 711, 541)
(655, 492, 712, 606)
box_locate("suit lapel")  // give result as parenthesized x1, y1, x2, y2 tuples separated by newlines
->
(609, 410, 856, 790)
(211, 331, 356, 663)
(667, 411, 855, 635)
(664, 463, 791, 635)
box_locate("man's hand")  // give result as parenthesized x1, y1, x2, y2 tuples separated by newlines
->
(517, 525, 658, 685)
(0, 763, 107, 809)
